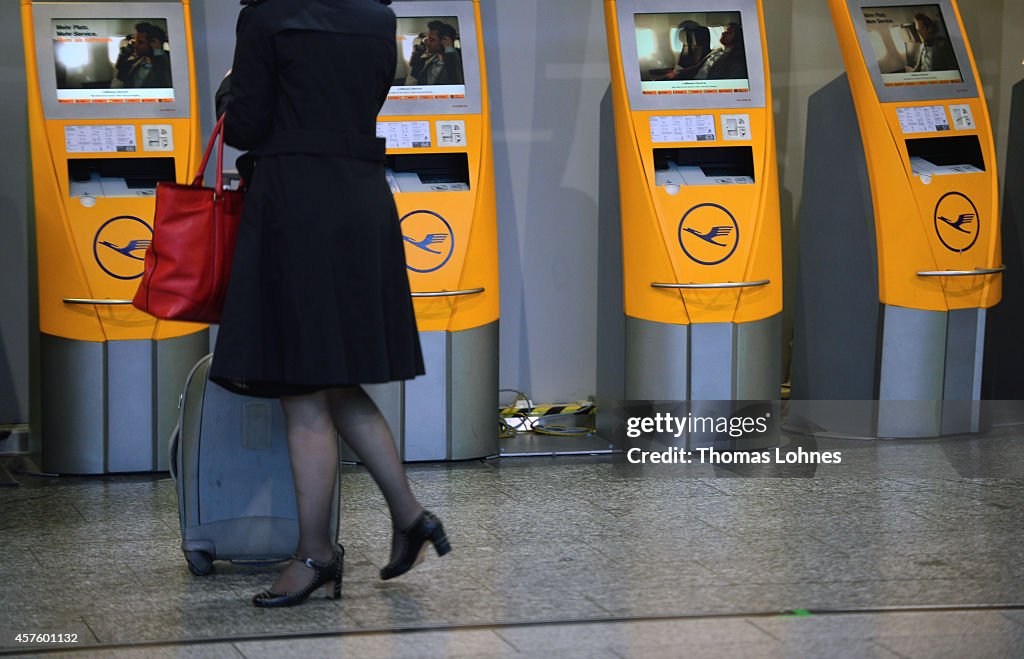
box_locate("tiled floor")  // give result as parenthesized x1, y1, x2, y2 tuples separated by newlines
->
(2, 428, 1024, 657)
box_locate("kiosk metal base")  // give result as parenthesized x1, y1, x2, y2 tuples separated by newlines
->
(40, 330, 209, 474)
(791, 74, 988, 439)
(351, 321, 499, 462)
(624, 314, 781, 401)
(620, 315, 782, 451)
(787, 305, 985, 439)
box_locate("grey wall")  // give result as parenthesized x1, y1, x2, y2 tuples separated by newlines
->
(3, 0, 1023, 429)
(0, 3, 30, 427)
(482, 1, 611, 402)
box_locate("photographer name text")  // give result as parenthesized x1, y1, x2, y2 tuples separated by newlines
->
(627, 446, 842, 465)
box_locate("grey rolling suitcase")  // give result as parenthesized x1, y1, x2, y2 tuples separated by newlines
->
(170, 354, 339, 576)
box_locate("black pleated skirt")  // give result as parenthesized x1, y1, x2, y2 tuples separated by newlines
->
(210, 153, 424, 398)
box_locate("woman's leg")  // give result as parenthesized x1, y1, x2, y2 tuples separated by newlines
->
(272, 390, 339, 594)
(326, 386, 423, 531)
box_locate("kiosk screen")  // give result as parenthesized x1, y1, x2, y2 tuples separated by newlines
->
(634, 12, 750, 95)
(52, 18, 174, 103)
(392, 16, 466, 100)
(861, 5, 964, 87)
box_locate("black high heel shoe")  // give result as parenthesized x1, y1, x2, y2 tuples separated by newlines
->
(380, 511, 450, 580)
(252, 544, 345, 607)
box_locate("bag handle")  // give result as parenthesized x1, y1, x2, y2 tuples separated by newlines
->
(192, 115, 226, 192)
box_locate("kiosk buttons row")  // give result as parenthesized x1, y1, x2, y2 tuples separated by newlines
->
(378, 120, 467, 150)
(378, 121, 432, 149)
(649, 115, 752, 144)
(65, 124, 174, 154)
(897, 105, 975, 135)
(650, 115, 716, 143)
(65, 125, 136, 154)
(380, 120, 468, 150)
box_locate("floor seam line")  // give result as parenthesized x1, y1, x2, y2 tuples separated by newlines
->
(5, 604, 1024, 656)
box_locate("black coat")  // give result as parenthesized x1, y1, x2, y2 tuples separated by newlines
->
(210, 0, 424, 397)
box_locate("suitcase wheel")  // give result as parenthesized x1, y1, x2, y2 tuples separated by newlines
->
(185, 551, 215, 576)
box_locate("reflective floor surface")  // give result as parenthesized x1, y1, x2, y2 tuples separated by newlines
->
(2, 427, 1023, 657)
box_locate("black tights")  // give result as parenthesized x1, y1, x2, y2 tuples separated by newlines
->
(273, 386, 422, 592)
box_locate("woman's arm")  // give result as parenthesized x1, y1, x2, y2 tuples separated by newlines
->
(222, 8, 276, 150)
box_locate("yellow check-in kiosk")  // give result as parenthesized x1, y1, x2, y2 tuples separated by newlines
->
(362, 0, 499, 461)
(22, 0, 206, 473)
(603, 1, 783, 418)
(790, 0, 1001, 438)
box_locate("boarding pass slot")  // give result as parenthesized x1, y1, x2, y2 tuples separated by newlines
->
(68, 157, 176, 199)
(654, 146, 755, 188)
(385, 153, 470, 193)
(907, 135, 985, 179)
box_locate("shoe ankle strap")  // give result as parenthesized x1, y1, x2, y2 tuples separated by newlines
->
(291, 554, 331, 570)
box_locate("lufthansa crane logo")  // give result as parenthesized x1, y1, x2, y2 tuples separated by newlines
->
(677, 203, 740, 266)
(93, 215, 153, 280)
(934, 192, 980, 253)
(401, 210, 455, 274)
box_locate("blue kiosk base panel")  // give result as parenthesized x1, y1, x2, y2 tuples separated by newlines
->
(40, 330, 209, 474)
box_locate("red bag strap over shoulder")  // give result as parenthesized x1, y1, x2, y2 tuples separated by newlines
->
(192, 115, 226, 191)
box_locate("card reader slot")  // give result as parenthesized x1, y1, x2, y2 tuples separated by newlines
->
(906, 135, 985, 172)
(654, 146, 755, 186)
(386, 153, 471, 193)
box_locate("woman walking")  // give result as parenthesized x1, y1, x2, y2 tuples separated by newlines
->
(212, 0, 449, 607)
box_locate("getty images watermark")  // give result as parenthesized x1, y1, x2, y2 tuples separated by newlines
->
(619, 405, 842, 466)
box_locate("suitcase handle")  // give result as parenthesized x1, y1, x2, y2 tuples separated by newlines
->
(169, 354, 210, 484)
(168, 422, 180, 484)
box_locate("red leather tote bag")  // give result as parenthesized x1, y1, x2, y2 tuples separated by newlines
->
(133, 116, 243, 323)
